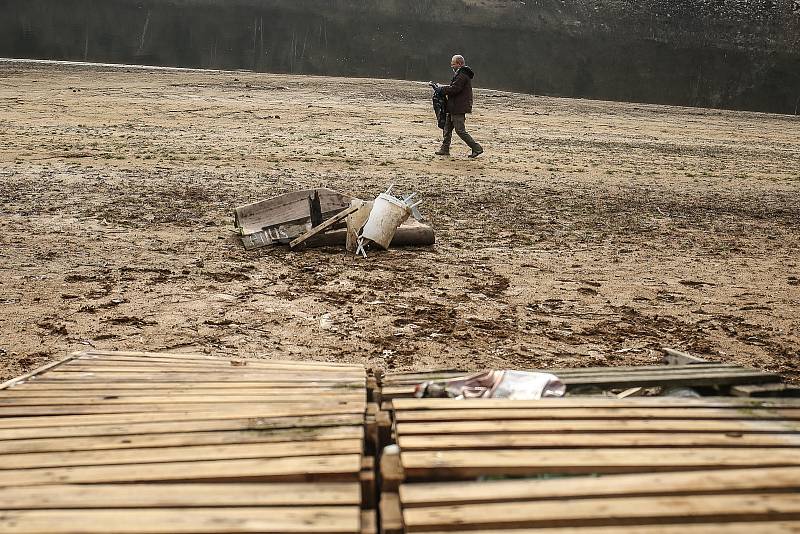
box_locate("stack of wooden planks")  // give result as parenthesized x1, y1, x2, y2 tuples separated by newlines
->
(379, 363, 783, 401)
(0, 350, 373, 533)
(380, 397, 800, 533)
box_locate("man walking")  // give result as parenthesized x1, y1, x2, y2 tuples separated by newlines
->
(434, 55, 483, 158)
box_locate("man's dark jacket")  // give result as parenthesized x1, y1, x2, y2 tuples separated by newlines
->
(442, 66, 474, 114)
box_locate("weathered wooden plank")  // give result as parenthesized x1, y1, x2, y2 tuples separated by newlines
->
(391, 398, 800, 410)
(381, 367, 460, 378)
(30, 373, 366, 383)
(39, 370, 364, 381)
(0, 400, 367, 417)
(381, 369, 463, 377)
(0, 414, 364, 440)
(71, 353, 362, 365)
(10, 381, 365, 390)
(58, 363, 365, 376)
(732, 383, 800, 398)
(56, 368, 365, 380)
(0, 388, 363, 398)
(381, 386, 425, 399)
(402, 494, 800, 531)
(0, 426, 363, 454)
(0, 507, 360, 533)
(395, 419, 800, 435)
(290, 204, 360, 248)
(1, 482, 361, 509)
(553, 365, 742, 377)
(360, 509, 377, 534)
(382, 364, 773, 381)
(394, 408, 800, 422)
(399, 466, 800, 507)
(379, 372, 471, 385)
(38, 361, 364, 375)
(0, 402, 366, 429)
(0, 454, 362, 486)
(380, 492, 404, 534)
(64, 360, 365, 373)
(562, 371, 780, 388)
(360, 456, 376, 508)
(381, 445, 404, 493)
(70, 354, 364, 367)
(400, 449, 800, 479)
(380, 365, 742, 385)
(0, 438, 363, 469)
(397, 432, 800, 450)
(616, 387, 644, 399)
(0, 354, 81, 390)
(0, 393, 366, 405)
(78, 350, 364, 368)
(410, 523, 800, 534)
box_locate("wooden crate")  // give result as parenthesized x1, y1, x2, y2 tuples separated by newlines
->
(381, 396, 800, 533)
(0, 350, 371, 533)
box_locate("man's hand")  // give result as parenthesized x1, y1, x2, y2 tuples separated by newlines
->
(428, 81, 440, 89)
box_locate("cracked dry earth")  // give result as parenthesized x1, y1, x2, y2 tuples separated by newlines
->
(0, 61, 799, 383)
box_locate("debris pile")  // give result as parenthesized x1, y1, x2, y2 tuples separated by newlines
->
(414, 370, 566, 400)
(234, 186, 434, 254)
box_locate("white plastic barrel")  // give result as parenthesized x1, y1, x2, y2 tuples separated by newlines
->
(360, 193, 411, 249)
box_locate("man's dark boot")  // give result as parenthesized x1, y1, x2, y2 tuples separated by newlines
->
(435, 147, 450, 156)
(468, 146, 484, 158)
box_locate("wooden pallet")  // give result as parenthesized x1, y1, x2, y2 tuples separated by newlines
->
(380, 396, 800, 533)
(399, 471, 800, 532)
(379, 363, 783, 400)
(0, 350, 374, 533)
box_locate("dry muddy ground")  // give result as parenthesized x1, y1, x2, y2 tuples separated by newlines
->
(1, 61, 799, 383)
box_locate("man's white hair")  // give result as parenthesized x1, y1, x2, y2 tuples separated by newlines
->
(451, 55, 465, 65)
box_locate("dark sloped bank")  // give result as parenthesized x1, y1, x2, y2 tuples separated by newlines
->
(1, 0, 799, 113)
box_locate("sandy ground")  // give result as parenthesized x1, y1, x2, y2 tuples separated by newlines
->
(0, 61, 798, 384)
